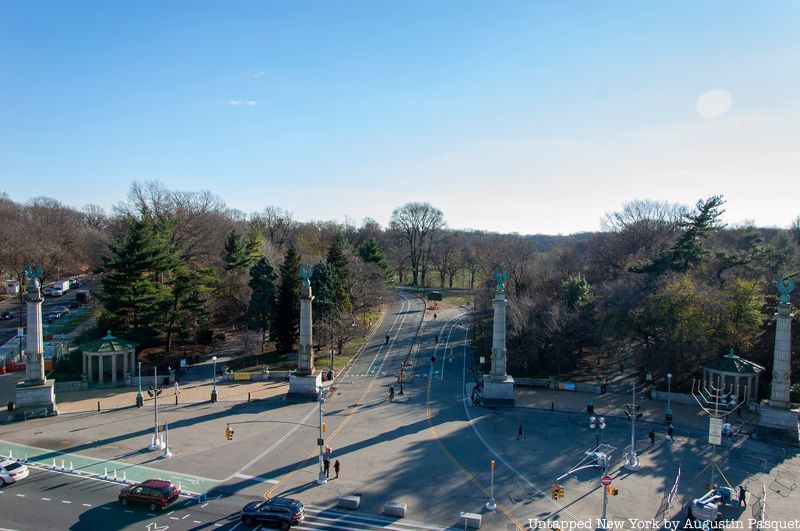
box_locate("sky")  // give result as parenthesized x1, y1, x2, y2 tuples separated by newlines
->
(1, 1, 798, 235)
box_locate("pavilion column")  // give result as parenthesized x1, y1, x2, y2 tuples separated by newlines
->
(87, 356, 93, 384)
(111, 353, 117, 384)
(82, 353, 87, 377)
(98, 355, 104, 385)
(129, 350, 135, 376)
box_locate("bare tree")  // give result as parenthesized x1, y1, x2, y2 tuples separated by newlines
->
(389, 202, 445, 286)
(250, 206, 295, 251)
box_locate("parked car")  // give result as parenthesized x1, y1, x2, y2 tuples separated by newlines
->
(46, 312, 61, 322)
(0, 311, 15, 320)
(118, 479, 180, 511)
(71, 280, 80, 288)
(0, 460, 29, 485)
(54, 306, 69, 316)
(240, 497, 305, 529)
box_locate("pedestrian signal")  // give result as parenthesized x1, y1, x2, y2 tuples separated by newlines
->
(225, 425, 234, 440)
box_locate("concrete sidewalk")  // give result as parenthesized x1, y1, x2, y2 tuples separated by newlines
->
(56, 380, 289, 413)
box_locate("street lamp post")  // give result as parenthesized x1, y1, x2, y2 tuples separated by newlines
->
(590, 416, 608, 530)
(666, 373, 673, 423)
(211, 356, 218, 403)
(148, 366, 164, 451)
(136, 362, 143, 408)
(317, 395, 327, 485)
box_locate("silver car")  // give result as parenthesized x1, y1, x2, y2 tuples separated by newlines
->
(0, 460, 29, 485)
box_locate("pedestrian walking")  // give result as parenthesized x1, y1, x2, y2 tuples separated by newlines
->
(433, 313, 437, 320)
(517, 423, 526, 440)
(435, 334, 439, 344)
(738, 485, 746, 507)
(648, 428, 655, 447)
(174, 381, 180, 395)
(667, 424, 674, 442)
(385, 334, 390, 344)
(389, 385, 395, 402)
(334, 459, 340, 478)
(323, 457, 330, 478)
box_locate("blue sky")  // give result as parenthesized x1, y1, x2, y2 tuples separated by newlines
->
(1, 1, 798, 234)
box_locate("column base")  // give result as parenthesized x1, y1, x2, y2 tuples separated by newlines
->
(757, 404, 800, 446)
(287, 373, 323, 402)
(481, 375, 515, 406)
(13, 379, 58, 421)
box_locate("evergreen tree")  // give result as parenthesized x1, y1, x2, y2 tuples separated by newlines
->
(274, 246, 302, 354)
(222, 229, 250, 273)
(358, 237, 392, 280)
(326, 233, 351, 310)
(100, 216, 173, 345)
(310, 261, 338, 324)
(164, 264, 210, 352)
(247, 256, 278, 347)
(244, 229, 264, 265)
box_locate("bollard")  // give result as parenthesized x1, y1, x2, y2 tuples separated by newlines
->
(113, 470, 118, 480)
(69, 461, 74, 472)
(248, 392, 251, 403)
(61, 459, 65, 470)
(175, 395, 178, 406)
(97, 401, 100, 412)
(551, 401, 554, 412)
(122, 471, 127, 481)
(53, 458, 57, 467)
(178, 481, 182, 491)
(7, 450, 12, 458)
(104, 467, 108, 478)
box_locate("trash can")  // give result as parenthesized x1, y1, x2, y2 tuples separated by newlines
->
(7, 402, 13, 412)
(587, 401, 594, 415)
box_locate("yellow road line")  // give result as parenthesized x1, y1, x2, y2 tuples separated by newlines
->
(424, 319, 526, 531)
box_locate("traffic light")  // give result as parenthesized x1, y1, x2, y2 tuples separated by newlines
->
(558, 485, 565, 498)
(551, 485, 558, 499)
(625, 404, 642, 420)
(321, 422, 326, 434)
(225, 425, 234, 440)
(606, 487, 618, 496)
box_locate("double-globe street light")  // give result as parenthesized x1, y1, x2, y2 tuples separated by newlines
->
(665, 373, 673, 423)
(590, 416, 610, 531)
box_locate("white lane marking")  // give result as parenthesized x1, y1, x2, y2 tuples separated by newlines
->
(374, 292, 417, 377)
(229, 522, 242, 530)
(61, 500, 72, 504)
(182, 514, 190, 519)
(362, 291, 412, 376)
(233, 473, 278, 483)
(193, 521, 201, 524)
(124, 509, 133, 513)
(201, 502, 209, 508)
(170, 516, 180, 520)
(15, 494, 25, 497)
(82, 503, 92, 507)
(42, 497, 51, 501)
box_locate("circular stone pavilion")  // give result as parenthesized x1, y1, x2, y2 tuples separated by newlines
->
(79, 332, 139, 386)
(700, 347, 764, 406)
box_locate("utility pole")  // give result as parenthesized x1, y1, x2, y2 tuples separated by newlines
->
(148, 367, 164, 451)
(317, 394, 327, 485)
(624, 383, 640, 471)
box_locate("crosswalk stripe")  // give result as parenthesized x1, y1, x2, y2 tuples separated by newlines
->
(301, 505, 447, 530)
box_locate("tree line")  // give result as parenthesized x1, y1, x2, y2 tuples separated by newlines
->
(1, 185, 799, 397)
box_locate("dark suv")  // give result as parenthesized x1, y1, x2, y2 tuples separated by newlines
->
(119, 479, 180, 511)
(240, 497, 304, 529)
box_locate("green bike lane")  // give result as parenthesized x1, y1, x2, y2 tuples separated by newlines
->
(0, 439, 220, 494)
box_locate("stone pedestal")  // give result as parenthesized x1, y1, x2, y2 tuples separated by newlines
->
(13, 379, 58, 420)
(482, 375, 516, 406)
(287, 373, 322, 402)
(757, 403, 799, 445)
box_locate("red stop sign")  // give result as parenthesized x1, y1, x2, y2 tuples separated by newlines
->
(601, 475, 612, 486)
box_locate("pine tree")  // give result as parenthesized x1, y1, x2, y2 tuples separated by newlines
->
(222, 230, 250, 273)
(247, 256, 278, 347)
(100, 216, 173, 345)
(164, 264, 210, 352)
(310, 261, 338, 324)
(274, 246, 302, 354)
(326, 233, 351, 311)
(358, 237, 392, 281)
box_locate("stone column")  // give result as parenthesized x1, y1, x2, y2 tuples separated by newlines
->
(87, 356, 93, 384)
(82, 353, 87, 378)
(489, 290, 508, 381)
(25, 289, 45, 385)
(130, 350, 136, 376)
(111, 354, 117, 384)
(296, 282, 314, 376)
(98, 356, 104, 385)
(769, 301, 793, 408)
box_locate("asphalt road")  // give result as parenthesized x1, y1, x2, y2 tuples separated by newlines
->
(0, 276, 100, 347)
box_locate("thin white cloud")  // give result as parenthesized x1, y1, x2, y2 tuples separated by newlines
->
(228, 100, 257, 107)
(242, 71, 265, 78)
